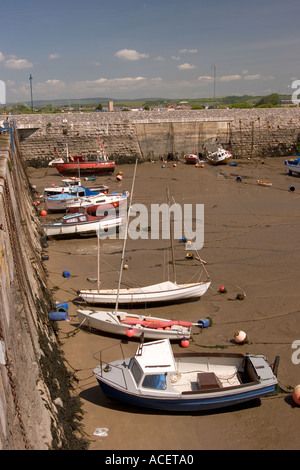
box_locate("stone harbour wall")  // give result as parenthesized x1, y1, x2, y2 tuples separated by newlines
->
(0, 127, 87, 450)
(10, 107, 300, 166)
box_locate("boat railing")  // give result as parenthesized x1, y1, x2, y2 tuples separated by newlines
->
(93, 341, 129, 389)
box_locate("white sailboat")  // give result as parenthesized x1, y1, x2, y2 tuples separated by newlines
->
(79, 187, 210, 306)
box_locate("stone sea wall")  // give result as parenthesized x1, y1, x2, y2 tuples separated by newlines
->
(11, 107, 300, 165)
(0, 126, 87, 450)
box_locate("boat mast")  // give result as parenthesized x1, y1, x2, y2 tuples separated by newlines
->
(114, 159, 138, 313)
(166, 188, 176, 283)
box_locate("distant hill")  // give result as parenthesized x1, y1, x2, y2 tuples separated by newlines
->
(5, 94, 292, 110)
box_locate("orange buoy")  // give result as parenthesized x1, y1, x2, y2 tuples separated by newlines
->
(126, 328, 135, 337)
(292, 385, 300, 405)
(219, 286, 227, 293)
(234, 330, 247, 344)
(41, 210, 47, 216)
(181, 338, 189, 348)
(201, 164, 205, 168)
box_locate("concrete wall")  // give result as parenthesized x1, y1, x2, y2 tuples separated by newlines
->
(10, 107, 300, 165)
(0, 126, 87, 450)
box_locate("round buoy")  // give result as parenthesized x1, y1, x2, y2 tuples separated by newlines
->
(236, 175, 242, 182)
(116, 174, 122, 181)
(126, 328, 135, 338)
(41, 209, 47, 216)
(173, 163, 177, 167)
(123, 264, 128, 270)
(51, 183, 55, 187)
(234, 330, 247, 344)
(195, 163, 199, 167)
(219, 286, 227, 293)
(62, 270, 70, 278)
(41, 254, 49, 261)
(117, 171, 123, 176)
(292, 385, 300, 405)
(201, 164, 205, 168)
(289, 186, 295, 192)
(162, 164, 165, 168)
(181, 338, 189, 348)
(236, 293, 245, 300)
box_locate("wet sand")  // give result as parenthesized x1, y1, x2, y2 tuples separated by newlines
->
(28, 157, 300, 450)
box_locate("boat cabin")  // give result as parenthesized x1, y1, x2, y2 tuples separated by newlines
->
(129, 340, 177, 392)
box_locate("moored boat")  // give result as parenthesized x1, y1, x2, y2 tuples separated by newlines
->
(257, 180, 272, 187)
(285, 156, 300, 175)
(79, 279, 211, 305)
(184, 153, 199, 164)
(77, 309, 210, 340)
(66, 191, 129, 215)
(43, 212, 123, 237)
(93, 339, 279, 412)
(207, 147, 232, 165)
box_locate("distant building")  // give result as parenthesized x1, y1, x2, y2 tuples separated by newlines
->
(108, 101, 114, 112)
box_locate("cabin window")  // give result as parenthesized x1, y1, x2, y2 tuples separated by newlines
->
(79, 216, 87, 222)
(131, 361, 142, 385)
(66, 218, 78, 224)
(142, 374, 167, 390)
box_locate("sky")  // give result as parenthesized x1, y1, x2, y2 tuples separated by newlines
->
(1, 0, 300, 103)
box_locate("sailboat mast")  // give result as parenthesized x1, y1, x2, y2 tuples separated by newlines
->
(166, 188, 176, 283)
(114, 159, 138, 313)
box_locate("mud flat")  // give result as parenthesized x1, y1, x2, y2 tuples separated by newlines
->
(28, 156, 300, 450)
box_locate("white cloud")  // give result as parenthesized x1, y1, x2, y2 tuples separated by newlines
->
(114, 49, 149, 61)
(0, 51, 5, 62)
(243, 74, 261, 80)
(154, 56, 165, 61)
(178, 63, 196, 70)
(198, 75, 213, 82)
(171, 56, 180, 60)
(219, 74, 241, 82)
(5, 57, 33, 69)
(179, 49, 198, 54)
(48, 53, 61, 60)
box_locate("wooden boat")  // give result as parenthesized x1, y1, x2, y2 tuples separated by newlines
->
(207, 147, 232, 165)
(43, 212, 123, 237)
(285, 156, 300, 175)
(66, 191, 129, 215)
(93, 339, 279, 411)
(77, 309, 210, 340)
(257, 180, 272, 187)
(79, 279, 211, 305)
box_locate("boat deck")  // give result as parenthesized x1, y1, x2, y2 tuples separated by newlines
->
(171, 358, 242, 393)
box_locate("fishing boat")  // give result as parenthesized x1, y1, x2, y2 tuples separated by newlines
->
(184, 153, 199, 164)
(207, 147, 232, 165)
(44, 186, 105, 212)
(44, 178, 109, 197)
(43, 212, 123, 237)
(44, 178, 82, 196)
(257, 180, 272, 187)
(79, 280, 211, 305)
(285, 156, 300, 175)
(49, 142, 115, 177)
(66, 191, 129, 215)
(77, 309, 210, 340)
(93, 338, 279, 412)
